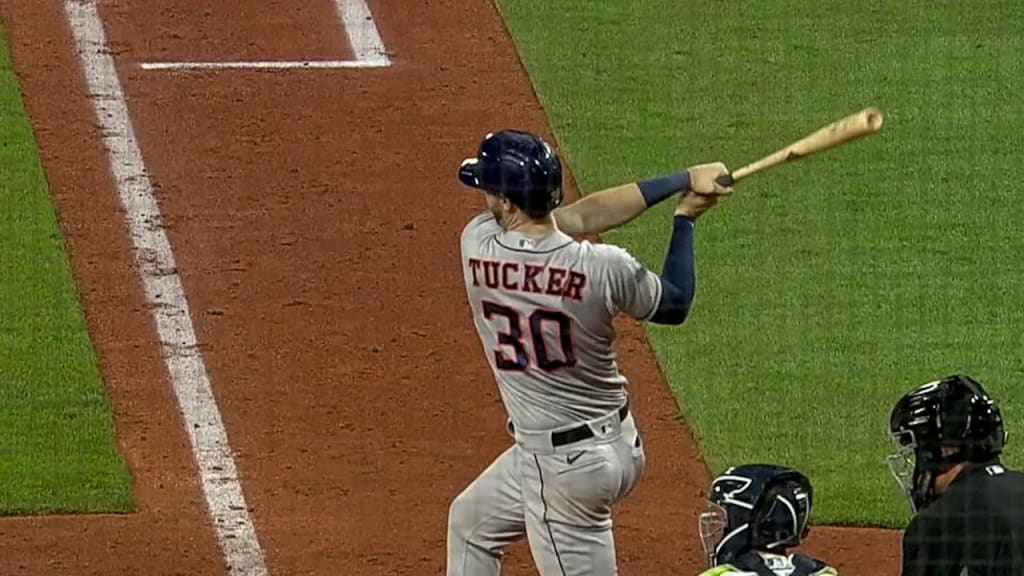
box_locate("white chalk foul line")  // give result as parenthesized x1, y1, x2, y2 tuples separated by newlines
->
(334, 0, 390, 63)
(140, 59, 389, 71)
(141, 0, 390, 71)
(64, 2, 270, 575)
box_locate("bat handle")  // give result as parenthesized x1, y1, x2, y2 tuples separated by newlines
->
(715, 173, 734, 187)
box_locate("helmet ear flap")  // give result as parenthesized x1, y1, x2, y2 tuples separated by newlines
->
(550, 180, 564, 210)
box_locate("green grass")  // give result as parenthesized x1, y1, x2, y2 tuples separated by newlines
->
(0, 23, 134, 514)
(497, 0, 1024, 527)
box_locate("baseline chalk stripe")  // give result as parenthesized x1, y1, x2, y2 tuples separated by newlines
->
(334, 0, 390, 64)
(140, 59, 388, 71)
(140, 0, 391, 70)
(64, 1, 270, 575)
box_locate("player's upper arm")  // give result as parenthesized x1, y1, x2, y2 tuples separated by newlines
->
(901, 519, 929, 576)
(551, 204, 584, 238)
(597, 244, 662, 321)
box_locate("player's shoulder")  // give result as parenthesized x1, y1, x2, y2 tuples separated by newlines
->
(461, 210, 500, 251)
(1005, 464, 1024, 476)
(585, 243, 655, 292)
(976, 463, 1024, 492)
(907, 488, 967, 530)
(462, 210, 498, 236)
(902, 502, 963, 551)
(585, 241, 646, 267)
(998, 467, 1024, 502)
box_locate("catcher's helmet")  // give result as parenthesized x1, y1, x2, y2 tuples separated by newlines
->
(458, 130, 563, 219)
(699, 464, 813, 568)
(886, 374, 1007, 513)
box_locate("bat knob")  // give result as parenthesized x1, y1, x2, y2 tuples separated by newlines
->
(715, 173, 734, 187)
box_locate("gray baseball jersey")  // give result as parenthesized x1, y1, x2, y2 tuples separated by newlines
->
(447, 210, 661, 576)
(460, 210, 662, 431)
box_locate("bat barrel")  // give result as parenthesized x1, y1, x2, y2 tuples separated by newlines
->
(863, 107, 884, 130)
(713, 106, 884, 188)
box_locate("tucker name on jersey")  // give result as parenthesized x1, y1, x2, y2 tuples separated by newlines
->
(467, 258, 587, 300)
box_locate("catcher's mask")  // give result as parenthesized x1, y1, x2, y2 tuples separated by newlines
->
(886, 374, 1007, 514)
(457, 129, 563, 219)
(699, 464, 813, 568)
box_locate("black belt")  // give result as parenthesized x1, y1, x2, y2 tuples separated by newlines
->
(513, 401, 630, 448)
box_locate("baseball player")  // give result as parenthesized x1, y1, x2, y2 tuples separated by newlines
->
(886, 374, 1024, 575)
(446, 128, 731, 576)
(696, 464, 837, 576)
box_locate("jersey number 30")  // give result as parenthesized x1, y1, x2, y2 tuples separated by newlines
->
(482, 301, 576, 372)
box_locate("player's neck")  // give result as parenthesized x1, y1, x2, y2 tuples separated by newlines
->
(933, 462, 966, 495)
(506, 215, 557, 236)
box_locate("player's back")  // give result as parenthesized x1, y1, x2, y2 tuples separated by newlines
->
(964, 464, 1024, 568)
(461, 211, 661, 431)
(905, 462, 1024, 575)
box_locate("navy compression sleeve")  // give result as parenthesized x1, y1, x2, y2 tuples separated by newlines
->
(649, 215, 696, 325)
(637, 171, 691, 207)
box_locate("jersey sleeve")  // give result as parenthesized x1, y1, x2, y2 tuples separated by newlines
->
(598, 244, 662, 321)
(460, 210, 500, 258)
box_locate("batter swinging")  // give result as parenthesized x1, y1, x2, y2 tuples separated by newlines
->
(448, 129, 731, 575)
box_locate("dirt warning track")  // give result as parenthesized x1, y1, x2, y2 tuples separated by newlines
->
(0, 0, 899, 574)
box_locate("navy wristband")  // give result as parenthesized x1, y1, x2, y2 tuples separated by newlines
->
(637, 171, 691, 207)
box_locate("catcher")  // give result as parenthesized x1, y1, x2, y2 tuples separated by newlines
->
(696, 464, 837, 576)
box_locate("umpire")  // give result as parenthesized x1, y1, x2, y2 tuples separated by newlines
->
(886, 374, 1024, 575)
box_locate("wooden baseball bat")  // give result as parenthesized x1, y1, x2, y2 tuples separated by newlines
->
(716, 107, 884, 187)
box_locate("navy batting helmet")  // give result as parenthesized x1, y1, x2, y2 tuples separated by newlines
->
(886, 374, 1007, 513)
(458, 130, 563, 218)
(699, 464, 814, 568)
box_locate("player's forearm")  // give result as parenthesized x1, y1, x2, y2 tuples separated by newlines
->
(649, 215, 696, 325)
(553, 172, 691, 237)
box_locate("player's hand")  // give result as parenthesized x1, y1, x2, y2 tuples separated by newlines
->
(675, 190, 721, 220)
(686, 162, 733, 196)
